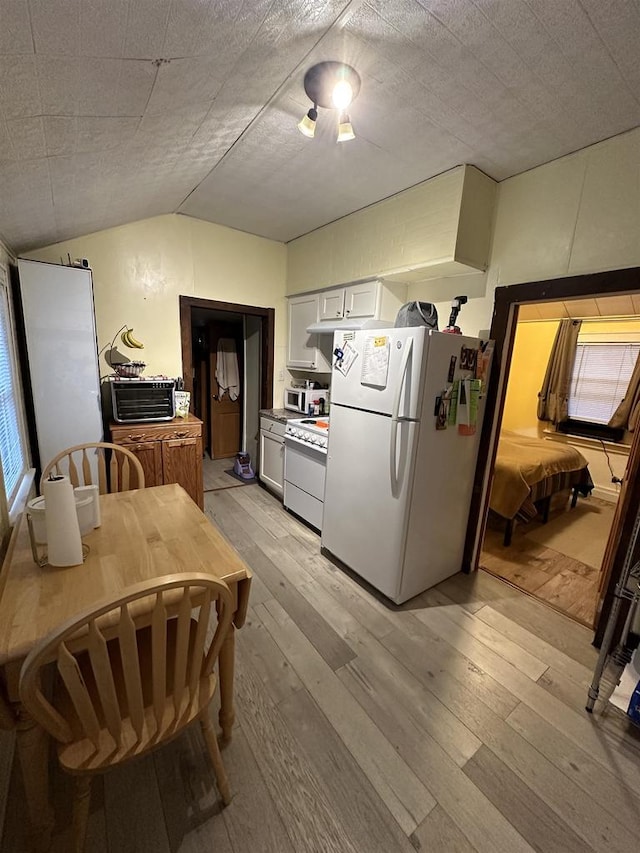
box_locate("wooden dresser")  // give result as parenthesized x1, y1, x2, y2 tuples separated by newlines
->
(109, 414, 204, 509)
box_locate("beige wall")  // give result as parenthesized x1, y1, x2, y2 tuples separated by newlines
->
(286, 165, 496, 295)
(26, 214, 288, 402)
(412, 127, 640, 336)
(502, 319, 632, 500)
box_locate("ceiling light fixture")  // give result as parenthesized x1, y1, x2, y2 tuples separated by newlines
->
(298, 61, 361, 143)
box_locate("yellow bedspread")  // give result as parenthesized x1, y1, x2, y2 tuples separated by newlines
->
(490, 431, 588, 520)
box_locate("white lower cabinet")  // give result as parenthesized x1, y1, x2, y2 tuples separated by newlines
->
(259, 417, 285, 497)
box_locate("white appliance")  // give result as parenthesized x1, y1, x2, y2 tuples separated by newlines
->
(322, 328, 490, 604)
(284, 417, 329, 530)
(17, 259, 103, 481)
(284, 385, 328, 414)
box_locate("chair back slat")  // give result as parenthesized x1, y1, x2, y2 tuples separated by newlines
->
(173, 592, 192, 718)
(57, 642, 101, 749)
(40, 442, 145, 495)
(189, 590, 211, 703)
(118, 604, 145, 741)
(19, 574, 234, 759)
(81, 449, 93, 487)
(151, 591, 167, 733)
(204, 594, 232, 674)
(121, 456, 130, 492)
(97, 453, 107, 494)
(88, 621, 122, 746)
(109, 452, 119, 493)
(67, 455, 79, 488)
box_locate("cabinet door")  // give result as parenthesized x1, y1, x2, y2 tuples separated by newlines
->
(259, 431, 284, 497)
(288, 294, 320, 369)
(162, 437, 203, 508)
(319, 289, 345, 320)
(127, 441, 162, 488)
(344, 281, 378, 318)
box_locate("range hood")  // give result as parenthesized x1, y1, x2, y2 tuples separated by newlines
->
(306, 317, 394, 334)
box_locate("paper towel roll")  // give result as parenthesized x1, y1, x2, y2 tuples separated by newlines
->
(43, 475, 84, 567)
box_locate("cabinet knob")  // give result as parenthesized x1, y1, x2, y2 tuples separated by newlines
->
(128, 433, 145, 440)
(345, 308, 351, 315)
(175, 431, 187, 438)
(336, 310, 341, 317)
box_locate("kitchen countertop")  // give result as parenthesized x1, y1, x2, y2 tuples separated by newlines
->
(259, 408, 297, 424)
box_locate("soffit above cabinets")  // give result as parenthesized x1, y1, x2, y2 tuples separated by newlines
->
(2, 0, 640, 252)
(518, 294, 640, 321)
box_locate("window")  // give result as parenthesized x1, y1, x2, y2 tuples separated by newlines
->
(568, 341, 640, 425)
(0, 265, 28, 506)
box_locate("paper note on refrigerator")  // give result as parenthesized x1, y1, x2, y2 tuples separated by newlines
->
(361, 335, 390, 387)
(336, 340, 358, 376)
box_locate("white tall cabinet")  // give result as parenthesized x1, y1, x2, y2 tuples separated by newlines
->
(287, 293, 332, 372)
(17, 259, 103, 479)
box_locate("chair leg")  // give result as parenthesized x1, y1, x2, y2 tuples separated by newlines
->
(200, 710, 231, 806)
(72, 776, 92, 853)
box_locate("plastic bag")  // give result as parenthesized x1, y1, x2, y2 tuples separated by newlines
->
(394, 301, 438, 329)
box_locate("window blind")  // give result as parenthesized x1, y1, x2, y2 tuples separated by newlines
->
(0, 271, 27, 502)
(568, 342, 640, 425)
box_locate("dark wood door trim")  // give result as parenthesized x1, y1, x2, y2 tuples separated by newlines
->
(463, 266, 640, 643)
(179, 295, 275, 413)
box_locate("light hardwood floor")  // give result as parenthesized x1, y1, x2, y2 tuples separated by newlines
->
(2, 483, 640, 852)
(203, 455, 250, 492)
(480, 496, 614, 627)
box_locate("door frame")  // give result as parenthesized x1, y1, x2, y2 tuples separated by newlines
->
(179, 294, 275, 414)
(462, 266, 640, 642)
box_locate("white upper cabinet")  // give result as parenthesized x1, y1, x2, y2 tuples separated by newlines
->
(319, 289, 345, 320)
(319, 280, 379, 321)
(287, 293, 332, 371)
(343, 281, 378, 318)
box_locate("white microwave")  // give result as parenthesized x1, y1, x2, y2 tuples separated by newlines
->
(284, 386, 328, 414)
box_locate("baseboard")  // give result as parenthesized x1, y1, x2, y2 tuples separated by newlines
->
(591, 485, 620, 503)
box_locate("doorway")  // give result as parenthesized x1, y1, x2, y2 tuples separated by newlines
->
(179, 296, 274, 486)
(463, 266, 640, 644)
(478, 299, 637, 627)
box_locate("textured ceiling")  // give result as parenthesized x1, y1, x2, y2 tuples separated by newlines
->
(1, 0, 639, 252)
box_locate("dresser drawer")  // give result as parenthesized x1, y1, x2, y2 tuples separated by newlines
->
(111, 423, 201, 444)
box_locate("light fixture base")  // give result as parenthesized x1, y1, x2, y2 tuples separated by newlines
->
(302, 61, 361, 110)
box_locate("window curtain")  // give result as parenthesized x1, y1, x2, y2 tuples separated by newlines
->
(609, 350, 640, 431)
(537, 319, 581, 424)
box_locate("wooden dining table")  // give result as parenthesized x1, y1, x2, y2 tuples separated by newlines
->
(0, 483, 251, 850)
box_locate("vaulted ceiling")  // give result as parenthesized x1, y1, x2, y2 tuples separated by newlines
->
(1, 0, 639, 253)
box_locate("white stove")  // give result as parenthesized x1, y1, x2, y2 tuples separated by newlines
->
(284, 418, 330, 530)
(284, 417, 329, 453)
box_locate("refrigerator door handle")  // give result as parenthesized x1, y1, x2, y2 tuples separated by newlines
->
(391, 336, 413, 423)
(390, 336, 413, 495)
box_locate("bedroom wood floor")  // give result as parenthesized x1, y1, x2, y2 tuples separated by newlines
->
(480, 496, 615, 627)
(2, 484, 639, 852)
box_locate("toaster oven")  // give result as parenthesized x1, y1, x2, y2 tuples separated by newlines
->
(110, 378, 175, 422)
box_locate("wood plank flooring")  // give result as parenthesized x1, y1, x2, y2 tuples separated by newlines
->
(480, 496, 612, 626)
(2, 483, 639, 852)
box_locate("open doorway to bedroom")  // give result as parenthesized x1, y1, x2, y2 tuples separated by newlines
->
(479, 295, 639, 628)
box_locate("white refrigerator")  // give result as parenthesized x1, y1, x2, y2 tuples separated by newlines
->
(17, 259, 103, 482)
(321, 327, 490, 604)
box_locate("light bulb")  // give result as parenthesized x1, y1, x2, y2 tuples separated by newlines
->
(332, 80, 353, 110)
(297, 106, 318, 138)
(337, 113, 355, 142)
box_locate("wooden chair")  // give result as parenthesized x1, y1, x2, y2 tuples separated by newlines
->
(19, 573, 233, 852)
(40, 442, 145, 495)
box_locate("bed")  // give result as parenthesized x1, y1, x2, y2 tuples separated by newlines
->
(489, 430, 594, 545)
